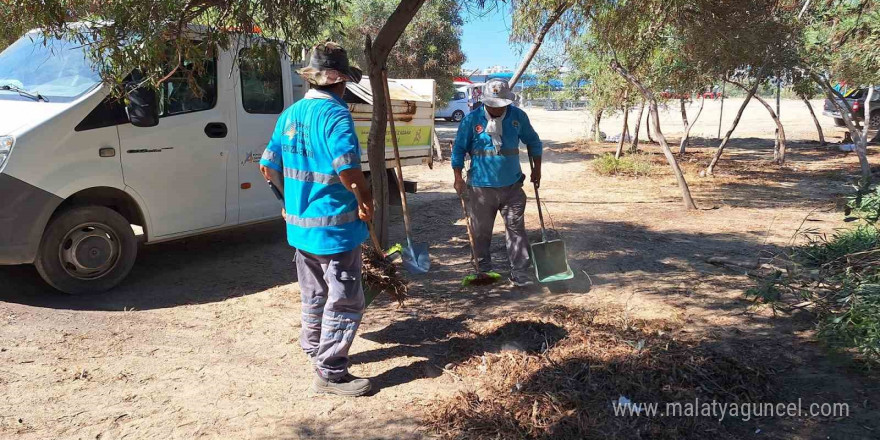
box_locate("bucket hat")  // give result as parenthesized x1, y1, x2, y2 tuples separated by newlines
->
(296, 42, 363, 86)
(481, 78, 517, 107)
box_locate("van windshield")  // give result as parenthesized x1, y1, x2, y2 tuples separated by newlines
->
(0, 33, 101, 102)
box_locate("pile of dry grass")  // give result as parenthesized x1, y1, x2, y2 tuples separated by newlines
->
(362, 245, 408, 304)
(427, 306, 776, 439)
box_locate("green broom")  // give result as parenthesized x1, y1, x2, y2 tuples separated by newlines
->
(458, 193, 501, 286)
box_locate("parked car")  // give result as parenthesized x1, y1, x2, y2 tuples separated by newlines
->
(823, 86, 880, 130)
(0, 29, 435, 294)
(435, 86, 469, 122)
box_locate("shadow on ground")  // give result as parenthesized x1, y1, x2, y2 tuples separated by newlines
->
(0, 220, 294, 311)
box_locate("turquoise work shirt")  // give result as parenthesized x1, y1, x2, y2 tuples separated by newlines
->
(260, 91, 367, 255)
(451, 104, 543, 187)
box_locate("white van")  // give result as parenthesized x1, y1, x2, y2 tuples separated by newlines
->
(0, 31, 434, 294)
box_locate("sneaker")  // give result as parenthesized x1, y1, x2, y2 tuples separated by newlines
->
(311, 373, 372, 397)
(510, 274, 535, 287)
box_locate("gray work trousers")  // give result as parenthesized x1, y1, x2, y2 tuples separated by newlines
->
(296, 247, 365, 380)
(467, 182, 531, 277)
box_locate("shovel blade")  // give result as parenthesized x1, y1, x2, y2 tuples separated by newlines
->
(401, 242, 431, 274)
(530, 239, 574, 283)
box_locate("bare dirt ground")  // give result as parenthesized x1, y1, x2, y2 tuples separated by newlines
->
(2, 99, 879, 439)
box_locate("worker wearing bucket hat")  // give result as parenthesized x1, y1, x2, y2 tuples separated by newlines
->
(451, 79, 543, 287)
(260, 42, 374, 397)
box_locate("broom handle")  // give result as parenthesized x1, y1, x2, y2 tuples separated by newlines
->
(350, 183, 383, 254)
(381, 70, 415, 250)
(528, 155, 548, 241)
(458, 193, 481, 273)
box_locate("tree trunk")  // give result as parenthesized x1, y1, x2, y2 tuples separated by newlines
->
(775, 82, 782, 163)
(630, 101, 644, 152)
(815, 74, 874, 186)
(508, 1, 572, 89)
(680, 98, 689, 131)
(611, 60, 697, 210)
(817, 74, 872, 186)
(592, 108, 603, 142)
(679, 95, 705, 154)
(726, 79, 787, 164)
(615, 90, 630, 159)
(801, 96, 826, 146)
(707, 75, 763, 175)
(646, 106, 655, 143)
(364, 0, 428, 247)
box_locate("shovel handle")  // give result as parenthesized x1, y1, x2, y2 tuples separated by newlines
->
(458, 192, 481, 273)
(528, 155, 548, 241)
(350, 183, 383, 254)
(381, 70, 416, 244)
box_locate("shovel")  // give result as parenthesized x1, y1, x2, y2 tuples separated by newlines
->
(528, 155, 574, 283)
(381, 70, 431, 274)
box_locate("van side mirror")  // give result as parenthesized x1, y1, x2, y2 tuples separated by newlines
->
(125, 72, 159, 128)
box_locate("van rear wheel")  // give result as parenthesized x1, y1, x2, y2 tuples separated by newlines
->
(35, 206, 137, 294)
(452, 110, 465, 122)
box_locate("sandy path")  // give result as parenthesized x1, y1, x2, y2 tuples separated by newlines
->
(1, 99, 878, 439)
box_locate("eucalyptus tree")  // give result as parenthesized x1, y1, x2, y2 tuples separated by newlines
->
(675, 0, 800, 175)
(508, 0, 596, 88)
(587, 0, 698, 209)
(801, 0, 879, 187)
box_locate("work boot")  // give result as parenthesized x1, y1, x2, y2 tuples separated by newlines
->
(311, 373, 372, 397)
(509, 273, 535, 287)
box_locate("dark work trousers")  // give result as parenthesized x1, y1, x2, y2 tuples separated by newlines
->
(296, 247, 364, 380)
(467, 182, 531, 278)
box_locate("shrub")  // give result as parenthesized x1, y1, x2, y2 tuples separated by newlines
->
(749, 186, 880, 367)
(591, 153, 655, 177)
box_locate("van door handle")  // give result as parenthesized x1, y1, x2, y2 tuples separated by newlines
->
(204, 122, 228, 138)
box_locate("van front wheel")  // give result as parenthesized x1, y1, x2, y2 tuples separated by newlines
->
(35, 206, 137, 294)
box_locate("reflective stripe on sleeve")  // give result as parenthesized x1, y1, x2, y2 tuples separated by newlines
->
(261, 149, 282, 166)
(284, 167, 341, 185)
(284, 209, 360, 228)
(332, 152, 361, 171)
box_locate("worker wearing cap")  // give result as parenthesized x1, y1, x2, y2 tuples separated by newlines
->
(260, 42, 374, 397)
(452, 79, 543, 287)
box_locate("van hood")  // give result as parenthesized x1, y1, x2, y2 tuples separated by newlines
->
(0, 99, 72, 135)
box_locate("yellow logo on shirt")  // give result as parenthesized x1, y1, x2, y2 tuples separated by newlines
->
(284, 124, 297, 139)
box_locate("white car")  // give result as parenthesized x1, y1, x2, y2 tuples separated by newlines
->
(435, 87, 470, 122)
(0, 29, 435, 294)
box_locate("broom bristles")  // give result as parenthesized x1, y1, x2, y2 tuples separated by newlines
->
(362, 245, 408, 304)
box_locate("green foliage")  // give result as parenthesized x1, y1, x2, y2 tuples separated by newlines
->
(591, 153, 656, 177)
(800, 226, 879, 266)
(568, 46, 631, 117)
(845, 185, 880, 225)
(818, 283, 880, 364)
(802, 0, 880, 86)
(802, 226, 880, 365)
(0, 0, 344, 93)
(749, 202, 880, 366)
(331, 0, 466, 106)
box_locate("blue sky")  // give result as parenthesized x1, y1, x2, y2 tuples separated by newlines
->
(460, 6, 521, 71)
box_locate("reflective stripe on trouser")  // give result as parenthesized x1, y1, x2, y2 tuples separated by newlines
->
(296, 247, 365, 380)
(467, 182, 531, 277)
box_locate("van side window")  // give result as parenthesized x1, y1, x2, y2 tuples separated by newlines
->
(454, 91, 467, 101)
(240, 48, 284, 114)
(159, 56, 217, 117)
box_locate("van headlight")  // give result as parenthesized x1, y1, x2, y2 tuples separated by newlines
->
(0, 136, 13, 169)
